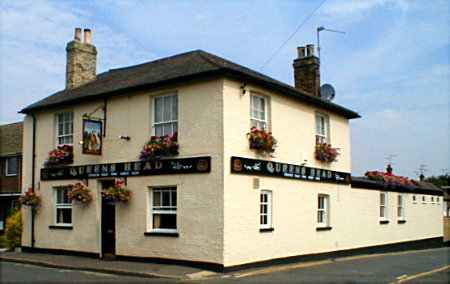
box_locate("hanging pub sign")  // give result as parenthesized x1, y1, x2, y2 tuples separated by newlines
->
(82, 119, 103, 155)
(231, 156, 351, 184)
(41, 156, 211, 181)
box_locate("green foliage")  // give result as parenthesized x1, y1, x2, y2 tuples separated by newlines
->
(5, 208, 22, 250)
(424, 174, 450, 188)
(0, 235, 7, 248)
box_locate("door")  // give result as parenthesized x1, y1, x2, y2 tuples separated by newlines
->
(101, 180, 116, 257)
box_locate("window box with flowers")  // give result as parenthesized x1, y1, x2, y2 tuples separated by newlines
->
(68, 182, 92, 204)
(247, 127, 277, 155)
(101, 180, 131, 203)
(315, 139, 340, 163)
(44, 145, 73, 168)
(19, 187, 41, 209)
(139, 133, 179, 161)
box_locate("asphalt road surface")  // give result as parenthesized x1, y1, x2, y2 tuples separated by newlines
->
(1, 247, 449, 283)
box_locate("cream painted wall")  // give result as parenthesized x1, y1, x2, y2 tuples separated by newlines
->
(222, 78, 442, 267)
(22, 79, 225, 263)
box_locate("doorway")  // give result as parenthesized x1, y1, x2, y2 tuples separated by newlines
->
(101, 180, 116, 258)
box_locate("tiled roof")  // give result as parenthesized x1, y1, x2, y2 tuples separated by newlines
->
(20, 50, 360, 119)
(351, 177, 443, 196)
(0, 122, 23, 155)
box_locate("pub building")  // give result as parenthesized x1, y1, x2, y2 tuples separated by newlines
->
(20, 28, 443, 271)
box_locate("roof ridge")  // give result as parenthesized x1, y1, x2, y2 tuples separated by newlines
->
(107, 49, 206, 73)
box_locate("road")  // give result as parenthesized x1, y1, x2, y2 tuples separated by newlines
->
(1, 247, 449, 283)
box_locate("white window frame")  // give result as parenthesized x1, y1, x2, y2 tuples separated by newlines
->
(152, 93, 178, 137)
(54, 187, 72, 226)
(55, 111, 74, 146)
(317, 194, 330, 227)
(397, 194, 405, 220)
(315, 112, 330, 144)
(412, 195, 417, 204)
(379, 192, 388, 220)
(259, 190, 272, 229)
(149, 186, 177, 233)
(250, 94, 269, 131)
(5, 157, 18, 176)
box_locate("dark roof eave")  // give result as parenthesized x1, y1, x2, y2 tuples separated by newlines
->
(222, 69, 361, 119)
(351, 177, 443, 196)
(20, 67, 360, 119)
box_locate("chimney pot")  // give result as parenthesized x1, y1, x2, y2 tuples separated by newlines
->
(306, 44, 315, 56)
(297, 46, 306, 58)
(84, 29, 92, 44)
(74, 28, 82, 41)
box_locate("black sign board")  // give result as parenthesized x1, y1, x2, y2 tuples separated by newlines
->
(231, 156, 351, 184)
(41, 156, 211, 181)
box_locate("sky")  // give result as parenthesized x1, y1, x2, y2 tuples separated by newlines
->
(0, 0, 448, 178)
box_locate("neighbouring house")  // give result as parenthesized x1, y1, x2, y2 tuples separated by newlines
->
(19, 28, 443, 271)
(442, 186, 450, 243)
(0, 122, 23, 234)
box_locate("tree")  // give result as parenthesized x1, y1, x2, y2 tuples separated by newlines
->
(424, 174, 450, 188)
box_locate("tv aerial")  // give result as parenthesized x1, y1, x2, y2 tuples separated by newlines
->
(317, 26, 345, 60)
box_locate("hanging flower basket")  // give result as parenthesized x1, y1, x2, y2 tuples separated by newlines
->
(68, 182, 92, 204)
(44, 144, 73, 167)
(315, 143, 340, 163)
(101, 180, 131, 203)
(247, 127, 277, 155)
(19, 187, 41, 209)
(139, 133, 179, 161)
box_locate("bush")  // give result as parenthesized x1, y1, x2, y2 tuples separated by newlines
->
(5, 208, 22, 250)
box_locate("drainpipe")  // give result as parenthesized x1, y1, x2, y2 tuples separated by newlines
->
(30, 114, 36, 248)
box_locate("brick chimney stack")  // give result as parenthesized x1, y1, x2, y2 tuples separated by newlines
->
(293, 44, 320, 97)
(66, 28, 97, 89)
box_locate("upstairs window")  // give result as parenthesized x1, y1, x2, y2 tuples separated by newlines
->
(380, 192, 388, 219)
(317, 194, 330, 227)
(250, 94, 268, 130)
(54, 187, 72, 226)
(397, 194, 405, 220)
(315, 112, 329, 144)
(150, 187, 177, 233)
(153, 94, 178, 137)
(5, 157, 18, 176)
(56, 112, 73, 145)
(260, 190, 272, 229)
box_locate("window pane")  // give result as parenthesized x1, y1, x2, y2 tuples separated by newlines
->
(172, 122, 178, 135)
(155, 97, 163, 123)
(163, 124, 172, 136)
(153, 191, 161, 207)
(172, 96, 178, 120)
(380, 207, 384, 218)
(6, 157, 18, 175)
(57, 208, 72, 224)
(163, 96, 172, 121)
(155, 125, 163, 136)
(153, 214, 176, 229)
(162, 191, 171, 206)
(171, 190, 177, 207)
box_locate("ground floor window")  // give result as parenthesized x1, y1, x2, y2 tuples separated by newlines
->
(397, 194, 405, 220)
(317, 194, 330, 227)
(380, 192, 388, 219)
(54, 187, 72, 226)
(150, 187, 177, 232)
(260, 190, 272, 229)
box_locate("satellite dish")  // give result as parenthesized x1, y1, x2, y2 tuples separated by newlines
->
(320, 84, 335, 101)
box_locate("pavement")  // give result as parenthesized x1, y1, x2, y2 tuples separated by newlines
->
(0, 250, 211, 280)
(1, 247, 449, 283)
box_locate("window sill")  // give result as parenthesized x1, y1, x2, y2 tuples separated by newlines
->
(316, 226, 332, 231)
(259, 228, 274, 233)
(144, 231, 179, 237)
(49, 225, 73, 230)
(397, 219, 407, 224)
(379, 220, 389, 224)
